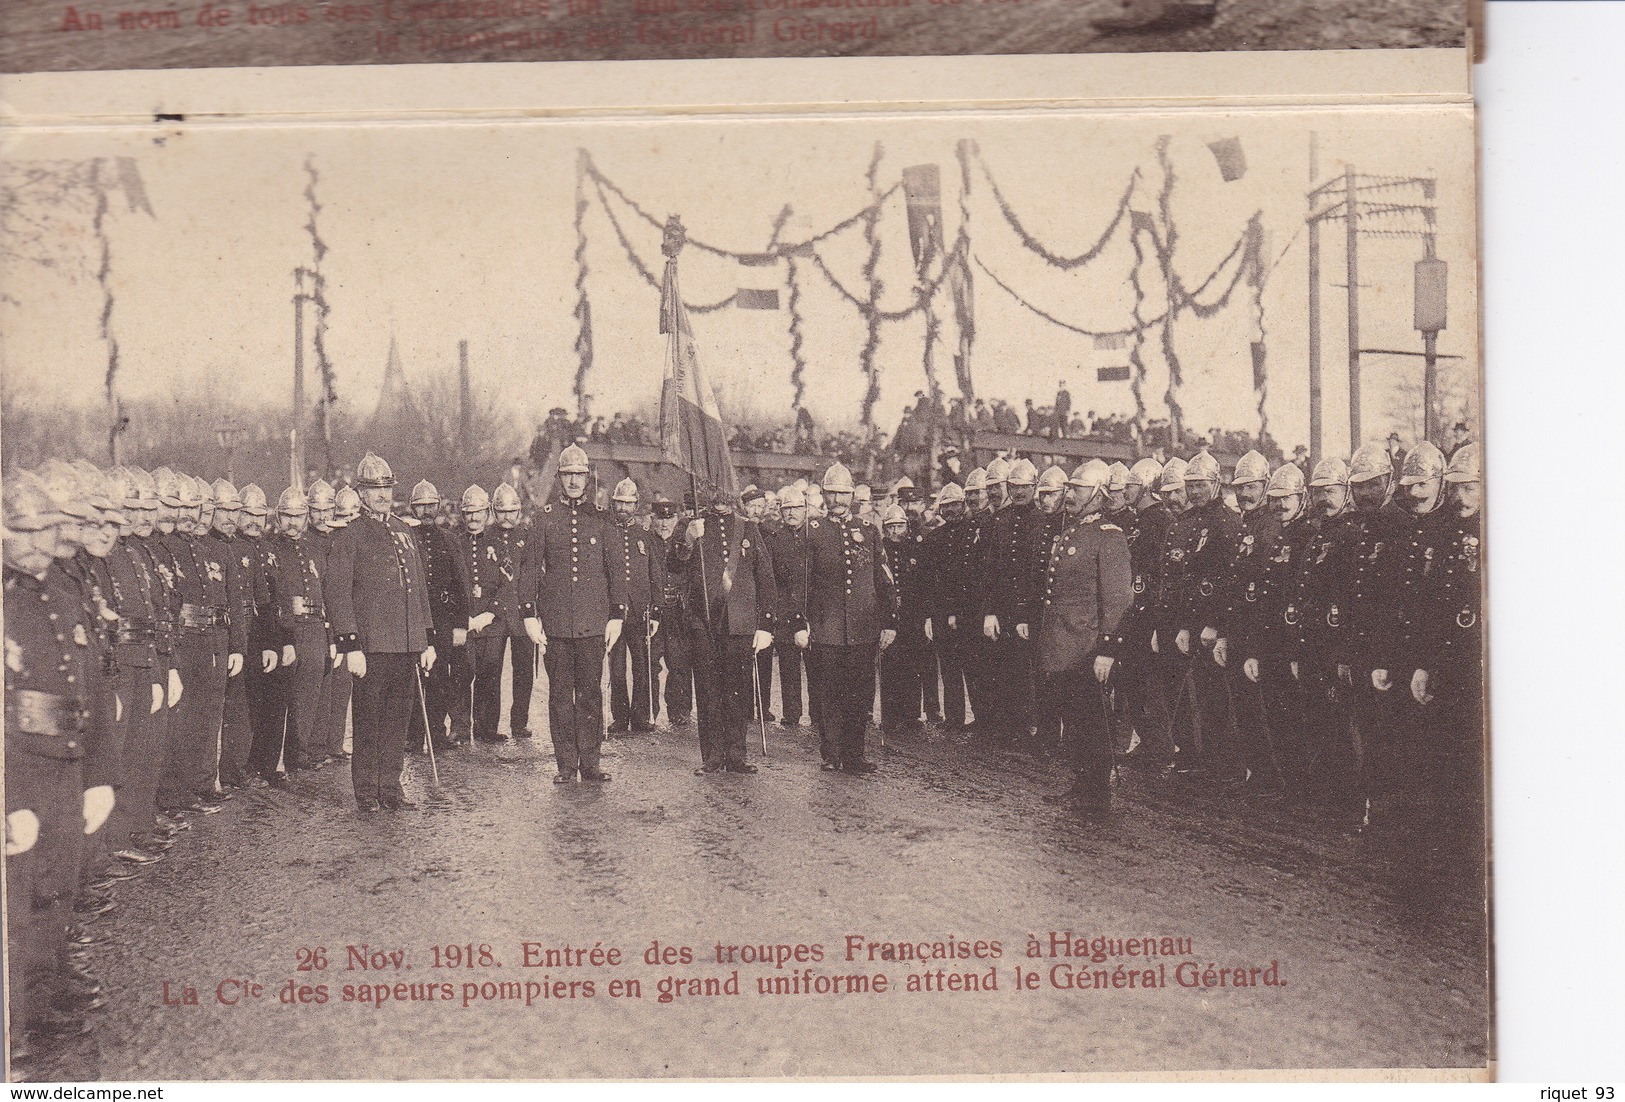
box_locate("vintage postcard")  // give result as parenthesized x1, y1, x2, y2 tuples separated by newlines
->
(1, 0, 1486, 1080)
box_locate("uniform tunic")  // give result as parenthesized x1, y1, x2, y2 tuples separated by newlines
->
(262, 532, 328, 774)
(802, 513, 894, 768)
(326, 510, 433, 803)
(606, 520, 665, 731)
(524, 493, 625, 777)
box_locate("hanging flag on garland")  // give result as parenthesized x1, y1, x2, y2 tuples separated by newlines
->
(901, 163, 945, 272)
(659, 216, 738, 503)
(1207, 137, 1247, 182)
(735, 253, 780, 310)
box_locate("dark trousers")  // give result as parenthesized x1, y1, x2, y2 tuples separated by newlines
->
(1146, 648, 1196, 759)
(470, 630, 510, 740)
(350, 652, 413, 802)
(108, 666, 162, 844)
(220, 660, 255, 786)
(770, 628, 805, 724)
(423, 641, 465, 743)
(246, 650, 286, 778)
(545, 636, 605, 776)
(5, 754, 83, 1025)
(1190, 647, 1240, 777)
(659, 611, 694, 724)
(1298, 660, 1356, 800)
(689, 626, 753, 768)
(1044, 668, 1113, 796)
(965, 633, 996, 730)
(608, 617, 655, 730)
(448, 642, 475, 739)
(508, 634, 537, 735)
(813, 642, 876, 767)
(319, 662, 352, 757)
(880, 635, 928, 728)
(936, 623, 972, 728)
(984, 634, 1034, 735)
(163, 634, 225, 803)
(278, 621, 329, 771)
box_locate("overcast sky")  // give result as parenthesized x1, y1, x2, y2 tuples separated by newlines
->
(1, 104, 1476, 456)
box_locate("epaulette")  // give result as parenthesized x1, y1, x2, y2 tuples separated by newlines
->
(1081, 512, 1102, 525)
(1100, 523, 1122, 533)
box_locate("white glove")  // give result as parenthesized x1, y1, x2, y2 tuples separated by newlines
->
(470, 612, 496, 634)
(150, 682, 163, 714)
(983, 615, 1000, 641)
(115, 694, 124, 723)
(1372, 668, 1392, 692)
(1212, 638, 1228, 668)
(647, 619, 660, 639)
(1093, 655, 1114, 684)
(82, 785, 115, 835)
(924, 618, 934, 642)
(685, 518, 706, 542)
(227, 652, 244, 678)
(1336, 663, 1353, 686)
(752, 629, 773, 654)
(1290, 661, 1300, 681)
(605, 619, 625, 652)
(1243, 657, 1260, 683)
(420, 645, 437, 673)
(1175, 629, 1191, 655)
(167, 667, 183, 707)
(346, 651, 367, 678)
(1015, 623, 1030, 641)
(5, 810, 40, 856)
(879, 628, 897, 651)
(1150, 630, 1160, 655)
(1200, 626, 1218, 647)
(283, 644, 297, 667)
(523, 617, 545, 646)
(261, 649, 278, 673)
(452, 628, 468, 647)
(1411, 668, 1433, 705)
(947, 615, 957, 631)
(795, 628, 810, 649)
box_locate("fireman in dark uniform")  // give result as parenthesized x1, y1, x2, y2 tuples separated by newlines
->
(1339, 441, 1416, 828)
(306, 479, 346, 769)
(1231, 462, 1316, 791)
(651, 497, 693, 727)
(455, 485, 493, 742)
(465, 483, 534, 743)
(5, 471, 110, 1046)
(1035, 460, 1133, 808)
(215, 479, 274, 790)
(410, 479, 470, 749)
(1110, 456, 1173, 768)
(1406, 442, 1484, 838)
(922, 481, 975, 731)
(490, 482, 538, 739)
(260, 487, 325, 780)
(235, 484, 280, 790)
(523, 445, 625, 783)
(981, 458, 1041, 740)
(606, 477, 663, 735)
(1023, 465, 1070, 743)
(325, 453, 436, 812)
(799, 462, 895, 774)
(1164, 451, 1241, 777)
(880, 503, 929, 732)
(671, 482, 777, 775)
(764, 485, 811, 730)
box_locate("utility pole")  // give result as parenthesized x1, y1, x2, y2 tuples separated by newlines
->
(1344, 165, 1361, 449)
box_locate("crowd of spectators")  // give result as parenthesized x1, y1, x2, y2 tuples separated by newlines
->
(528, 380, 1293, 493)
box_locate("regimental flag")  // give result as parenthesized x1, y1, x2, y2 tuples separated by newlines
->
(659, 252, 738, 503)
(736, 253, 780, 310)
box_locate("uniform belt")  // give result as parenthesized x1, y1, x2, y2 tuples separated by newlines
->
(290, 596, 326, 619)
(180, 603, 229, 630)
(116, 622, 155, 644)
(6, 689, 82, 738)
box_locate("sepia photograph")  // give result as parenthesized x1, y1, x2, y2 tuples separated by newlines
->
(1, 100, 1486, 1081)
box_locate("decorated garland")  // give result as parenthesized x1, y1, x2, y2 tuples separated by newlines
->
(859, 143, 885, 427)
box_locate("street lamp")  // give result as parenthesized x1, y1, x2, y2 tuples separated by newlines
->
(216, 419, 244, 484)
